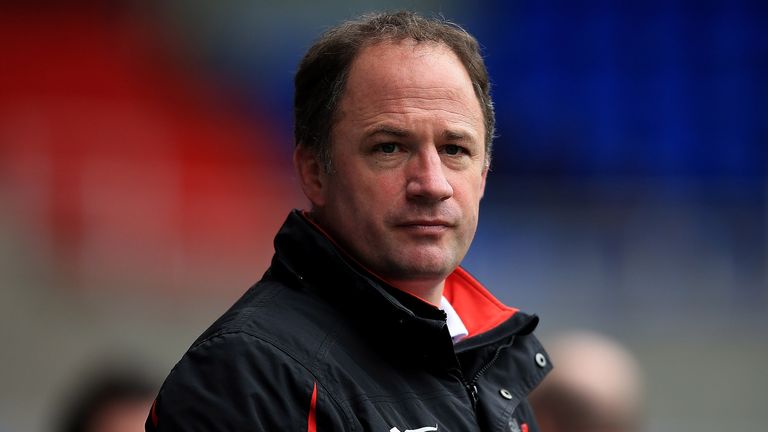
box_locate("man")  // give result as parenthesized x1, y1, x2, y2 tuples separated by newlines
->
(529, 331, 644, 432)
(58, 367, 155, 432)
(147, 11, 551, 431)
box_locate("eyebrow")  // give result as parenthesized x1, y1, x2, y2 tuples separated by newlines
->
(365, 126, 476, 142)
(443, 130, 472, 141)
(365, 126, 411, 139)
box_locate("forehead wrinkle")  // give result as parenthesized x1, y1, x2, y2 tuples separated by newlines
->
(367, 89, 483, 125)
(359, 109, 480, 128)
(376, 86, 474, 104)
(376, 96, 481, 121)
(354, 104, 482, 134)
(352, 98, 482, 128)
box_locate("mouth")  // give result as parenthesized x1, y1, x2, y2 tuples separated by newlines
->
(395, 220, 454, 234)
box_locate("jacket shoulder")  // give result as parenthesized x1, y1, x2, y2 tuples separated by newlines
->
(148, 330, 354, 431)
(193, 273, 340, 365)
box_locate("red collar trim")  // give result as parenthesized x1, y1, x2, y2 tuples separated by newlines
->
(444, 267, 518, 338)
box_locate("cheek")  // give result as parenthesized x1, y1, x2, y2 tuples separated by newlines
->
(328, 169, 393, 215)
(453, 176, 485, 205)
(350, 172, 402, 203)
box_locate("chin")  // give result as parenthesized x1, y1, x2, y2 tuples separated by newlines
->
(387, 260, 454, 281)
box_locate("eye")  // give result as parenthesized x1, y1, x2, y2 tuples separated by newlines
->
(443, 144, 466, 156)
(378, 143, 398, 153)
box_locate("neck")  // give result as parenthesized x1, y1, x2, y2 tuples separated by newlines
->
(387, 278, 445, 306)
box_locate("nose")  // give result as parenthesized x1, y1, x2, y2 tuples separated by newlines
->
(405, 148, 453, 202)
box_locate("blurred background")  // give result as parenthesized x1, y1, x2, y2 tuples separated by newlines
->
(0, 1, 765, 431)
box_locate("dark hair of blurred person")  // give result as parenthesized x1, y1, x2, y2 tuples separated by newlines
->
(57, 369, 155, 432)
(529, 331, 644, 432)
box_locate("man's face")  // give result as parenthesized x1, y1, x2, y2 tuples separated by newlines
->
(300, 40, 487, 296)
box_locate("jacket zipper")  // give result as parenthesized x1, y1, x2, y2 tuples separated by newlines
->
(463, 337, 516, 410)
(465, 382, 479, 410)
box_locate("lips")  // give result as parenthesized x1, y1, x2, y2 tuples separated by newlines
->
(389, 207, 460, 233)
(394, 219, 455, 235)
(398, 220, 452, 227)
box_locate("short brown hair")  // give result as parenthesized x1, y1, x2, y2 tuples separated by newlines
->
(293, 10, 495, 171)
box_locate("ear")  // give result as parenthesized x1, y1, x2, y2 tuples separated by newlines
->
(479, 166, 488, 199)
(293, 144, 327, 207)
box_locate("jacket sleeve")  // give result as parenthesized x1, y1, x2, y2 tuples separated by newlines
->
(145, 332, 350, 431)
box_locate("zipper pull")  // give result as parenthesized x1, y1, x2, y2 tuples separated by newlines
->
(467, 384, 479, 409)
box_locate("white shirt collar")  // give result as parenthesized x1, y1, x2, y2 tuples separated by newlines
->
(439, 296, 469, 343)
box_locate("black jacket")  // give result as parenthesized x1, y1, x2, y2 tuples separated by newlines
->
(147, 210, 552, 431)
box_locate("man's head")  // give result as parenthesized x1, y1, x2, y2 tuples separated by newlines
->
(529, 331, 645, 432)
(293, 12, 493, 302)
(294, 11, 495, 172)
(57, 368, 156, 432)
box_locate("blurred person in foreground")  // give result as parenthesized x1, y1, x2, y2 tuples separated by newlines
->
(147, 11, 551, 431)
(529, 331, 644, 432)
(58, 369, 155, 432)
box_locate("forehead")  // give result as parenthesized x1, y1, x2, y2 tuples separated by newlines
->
(339, 40, 484, 136)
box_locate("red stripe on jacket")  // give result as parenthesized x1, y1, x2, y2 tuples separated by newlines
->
(307, 382, 318, 432)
